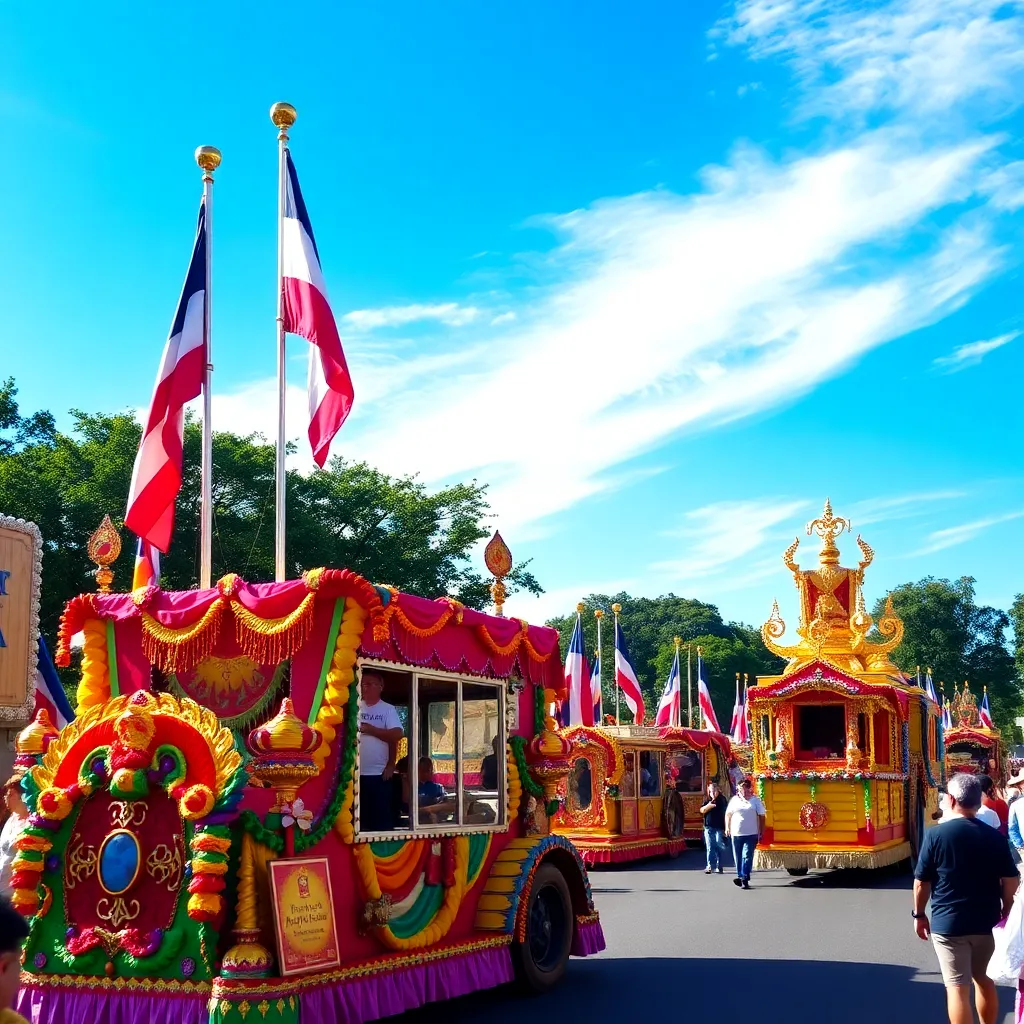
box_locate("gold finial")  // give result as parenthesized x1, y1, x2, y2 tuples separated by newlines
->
(916, 664, 920, 673)
(744, 673, 749, 683)
(195, 145, 222, 177)
(594, 609, 604, 620)
(611, 603, 622, 615)
(735, 672, 740, 681)
(674, 636, 681, 648)
(940, 680, 945, 694)
(484, 530, 512, 618)
(807, 497, 850, 564)
(576, 602, 585, 613)
(927, 667, 932, 675)
(87, 515, 122, 593)
(270, 101, 297, 139)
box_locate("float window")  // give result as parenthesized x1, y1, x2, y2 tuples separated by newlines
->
(795, 705, 845, 759)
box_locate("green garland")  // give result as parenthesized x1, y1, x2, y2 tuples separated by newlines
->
(534, 684, 546, 738)
(809, 780, 818, 802)
(862, 779, 872, 816)
(509, 735, 544, 800)
(545, 799, 559, 817)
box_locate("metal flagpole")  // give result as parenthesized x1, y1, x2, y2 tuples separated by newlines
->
(271, 102, 297, 582)
(594, 609, 604, 727)
(687, 644, 693, 728)
(674, 637, 682, 728)
(195, 145, 221, 590)
(696, 646, 703, 729)
(612, 603, 622, 725)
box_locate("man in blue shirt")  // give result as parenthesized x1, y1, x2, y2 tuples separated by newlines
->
(913, 773, 1018, 1024)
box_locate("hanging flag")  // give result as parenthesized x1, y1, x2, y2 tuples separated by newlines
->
(613, 619, 646, 725)
(655, 647, 682, 727)
(979, 688, 994, 730)
(697, 652, 722, 733)
(590, 648, 602, 725)
(924, 669, 938, 704)
(132, 537, 161, 591)
(730, 675, 749, 744)
(125, 203, 207, 552)
(564, 613, 593, 727)
(33, 636, 74, 730)
(282, 152, 355, 468)
(941, 697, 952, 732)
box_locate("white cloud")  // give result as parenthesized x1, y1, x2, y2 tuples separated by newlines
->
(490, 312, 517, 326)
(915, 511, 1024, 555)
(737, 81, 765, 97)
(932, 331, 1021, 372)
(343, 303, 479, 330)
(845, 491, 967, 526)
(503, 579, 639, 627)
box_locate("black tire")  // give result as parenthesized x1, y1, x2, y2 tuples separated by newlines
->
(786, 866, 808, 876)
(513, 862, 573, 994)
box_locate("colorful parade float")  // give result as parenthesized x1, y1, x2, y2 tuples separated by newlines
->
(552, 724, 733, 865)
(942, 681, 1001, 779)
(750, 501, 942, 874)
(8, 524, 605, 1024)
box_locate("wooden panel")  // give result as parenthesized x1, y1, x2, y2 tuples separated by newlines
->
(876, 783, 891, 827)
(773, 830, 859, 844)
(765, 781, 858, 838)
(638, 798, 662, 834)
(0, 523, 39, 711)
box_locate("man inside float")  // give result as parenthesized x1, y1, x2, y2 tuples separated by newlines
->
(358, 670, 404, 833)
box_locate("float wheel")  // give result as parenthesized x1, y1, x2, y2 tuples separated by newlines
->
(513, 863, 573, 994)
(786, 866, 808, 876)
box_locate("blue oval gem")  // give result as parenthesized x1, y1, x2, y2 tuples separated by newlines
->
(99, 830, 140, 895)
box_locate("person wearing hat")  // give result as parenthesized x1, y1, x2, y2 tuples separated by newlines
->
(0, 773, 27, 895)
(1006, 768, 1024, 870)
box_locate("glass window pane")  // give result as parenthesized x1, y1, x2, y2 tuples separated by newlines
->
(639, 750, 662, 796)
(357, 667, 412, 835)
(416, 676, 460, 827)
(620, 752, 636, 798)
(462, 681, 503, 826)
(668, 749, 703, 792)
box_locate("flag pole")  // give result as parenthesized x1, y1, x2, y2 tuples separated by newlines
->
(195, 146, 221, 591)
(612, 603, 621, 725)
(673, 637, 682, 728)
(271, 102, 297, 582)
(696, 646, 703, 728)
(687, 644, 693, 728)
(594, 609, 603, 726)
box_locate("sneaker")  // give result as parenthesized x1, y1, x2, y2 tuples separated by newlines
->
(704, 868, 712, 874)
(742, 879, 750, 889)
(732, 878, 743, 888)
(716, 867, 724, 874)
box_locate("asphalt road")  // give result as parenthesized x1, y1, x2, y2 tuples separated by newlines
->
(408, 847, 1017, 1024)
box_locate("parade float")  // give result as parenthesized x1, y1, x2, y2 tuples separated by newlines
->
(750, 500, 941, 874)
(552, 724, 733, 865)
(942, 681, 1001, 779)
(8, 527, 605, 1024)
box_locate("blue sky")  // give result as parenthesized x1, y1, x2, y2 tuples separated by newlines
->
(2, 0, 1023, 633)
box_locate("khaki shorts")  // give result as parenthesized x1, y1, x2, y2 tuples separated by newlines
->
(932, 933, 996, 987)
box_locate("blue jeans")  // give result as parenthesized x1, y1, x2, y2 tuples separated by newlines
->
(731, 834, 757, 880)
(704, 827, 726, 870)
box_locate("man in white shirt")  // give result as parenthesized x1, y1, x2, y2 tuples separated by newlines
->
(937, 788, 1001, 829)
(358, 670, 404, 833)
(725, 777, 766, 890)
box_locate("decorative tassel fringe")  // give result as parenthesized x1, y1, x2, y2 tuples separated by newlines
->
(754, 842, 911, 871)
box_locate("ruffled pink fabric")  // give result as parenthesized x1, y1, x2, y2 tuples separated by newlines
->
(571, 919, 606, 957)
(18, 986, 209, 1024)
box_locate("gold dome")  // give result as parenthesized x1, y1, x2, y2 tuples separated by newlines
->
(16, 709, 59, 758)
(248, 699, 321, 758)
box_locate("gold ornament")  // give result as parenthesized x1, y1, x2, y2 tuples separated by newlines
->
(87, 515, 122, 593)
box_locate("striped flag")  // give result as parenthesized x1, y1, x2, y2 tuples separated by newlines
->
(613, 619, 646, 725)
(924, 669, 938, 704)
(564, 612, 593, 727)
(979, 688, 994, 730)
(282, 152, 354, 468)
(590, 648, 602, 725)
(941, 697, 952, 732)
(697, 652, 722, 733)
(655, 647, 682, 727)
(125, 203, 207, 552)
(33, 636, 73, 731)
(132, 537, 161, 591)
(729, 675, 749, 744)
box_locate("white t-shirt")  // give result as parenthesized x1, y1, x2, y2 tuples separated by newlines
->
(358, 699, 402, 776)
(726, 794, 766, 837)
(0, 812, 26, 892)
(938, 802, 1000, 829)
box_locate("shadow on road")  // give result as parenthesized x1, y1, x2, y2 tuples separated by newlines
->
(402, 956, 1016, 1023)
(787, 867, 913, 890)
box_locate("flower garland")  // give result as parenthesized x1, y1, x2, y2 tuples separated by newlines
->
(862, 779, 872, 827)
(76, 619, 110, 710)
(758, 769, 906, 782)
(533, 685, 546, 738)
(507, 744, 523, 819)
(509, 736, 544, 802)
(312, 598, 366, 769)
(188, 825, 232, 921)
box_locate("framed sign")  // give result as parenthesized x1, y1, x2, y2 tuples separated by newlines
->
(268, 856, 341, 976)
(0, 516, 42, 724)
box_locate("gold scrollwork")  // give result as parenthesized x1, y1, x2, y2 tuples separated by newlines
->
(96, 896, 141, 929)
(146, 842, 184, 889)
(66, 840, 98, 890)
(109, 801, 148, 829)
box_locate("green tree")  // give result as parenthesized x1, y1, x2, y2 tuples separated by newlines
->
(874, 577, 1021, 732)
(1011, 594, 1024, 687)
(0, 379, 541, 644)
(547, 593, 783, 726)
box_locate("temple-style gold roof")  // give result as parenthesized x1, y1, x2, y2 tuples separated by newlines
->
(761, 499, 904, 679)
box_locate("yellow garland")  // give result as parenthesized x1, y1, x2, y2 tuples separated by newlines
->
(141, 599, 228, 673)
(76, 619, 110, 709)
(352, 836, 470, 950)
(507, 743, 522, 819)
(312, 598, 366, 769)
(232, 592, 317, 665)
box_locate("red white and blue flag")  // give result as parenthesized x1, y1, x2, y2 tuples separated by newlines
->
(590, 648, 602, 725)
(924, 669, 938, 704)
(613, 619, 646, 725)
(979, 689, 994, 730)
(655, 647, 682, 727)
(941, 697, 952, 733)
(564, 612, 593, 727)
(132, 537, 161, 591)
(283, 152, 354, 468)
(34, 636, 73, 731)
(697, 652, 722, 733)
(125, 203, 207, 552)
(730, 676, 749, 744)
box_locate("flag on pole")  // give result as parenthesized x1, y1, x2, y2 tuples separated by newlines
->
(979, 688, 994, 730)
(941, 696, 952, 732)
(655, 647, 682, 727)
(730, 675, 749, 744)
(564, 613, 593, 727)
(696, 652, 722, 733)
(590, 649, 602, 725)
(924, 669, 938, 704)
(33, 636, 73, 730)
(125, 203, 207, 552)
(132, 537, 161, 591)
(613, 619, 646, 725)
(282, 152, 354, 468)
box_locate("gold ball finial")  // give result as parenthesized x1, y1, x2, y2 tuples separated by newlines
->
(270, 102, 297, 131)
(611, 603, 622, 614)
(594, 609, 604, 620)
(576, 602, 585, 613)
(195, 146, 222, 174)
(674, 636, 681, 647)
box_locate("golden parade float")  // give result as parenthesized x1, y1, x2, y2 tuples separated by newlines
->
(6, 527, 605, 1024)
(552, 724, 733, 865)
(942, 681, 1001, 780)
(750, 500, 941, 874)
